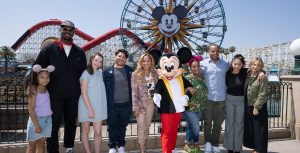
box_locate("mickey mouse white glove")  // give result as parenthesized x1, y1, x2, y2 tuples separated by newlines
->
(178, 95, 189, 106)
(153, 93, 161, 108)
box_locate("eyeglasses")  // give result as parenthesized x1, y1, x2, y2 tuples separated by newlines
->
(62, 27, 75, 32)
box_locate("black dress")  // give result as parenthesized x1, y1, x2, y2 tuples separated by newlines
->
(243, 84, 268, 153)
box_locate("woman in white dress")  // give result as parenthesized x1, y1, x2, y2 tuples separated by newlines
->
(78, 52, 107, 153)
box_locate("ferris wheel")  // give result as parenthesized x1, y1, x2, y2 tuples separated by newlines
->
(120, 0, 227, 54)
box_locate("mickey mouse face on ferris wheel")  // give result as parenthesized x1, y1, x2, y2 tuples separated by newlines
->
(159, 14, 180, 37)
(152, 5, 188, 38)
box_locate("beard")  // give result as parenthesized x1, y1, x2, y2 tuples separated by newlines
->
(61, 32, 74, 41)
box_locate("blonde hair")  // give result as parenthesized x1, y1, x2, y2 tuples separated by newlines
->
(249, 57, 264, 71)
(133, 53, 155, 85)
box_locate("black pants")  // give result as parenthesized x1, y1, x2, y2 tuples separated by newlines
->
(244, 103, 268, 153)
(107, 102, 132, 149)
(203, 100, 226, 146)
(47, 96, 79, 153)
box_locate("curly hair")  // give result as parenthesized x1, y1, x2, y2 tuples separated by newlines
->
(133, 53, 155, 85)
(115, 49, 128, 58)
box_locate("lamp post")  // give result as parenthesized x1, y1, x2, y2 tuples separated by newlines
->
(289, 38, 300, 75)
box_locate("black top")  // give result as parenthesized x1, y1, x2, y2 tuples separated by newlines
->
(226, 68, 247, 96)
(34, 42, 87, 98)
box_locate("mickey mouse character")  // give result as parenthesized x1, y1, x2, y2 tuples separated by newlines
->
(152, 5, 188, 37)
(151, 47, 193, 153)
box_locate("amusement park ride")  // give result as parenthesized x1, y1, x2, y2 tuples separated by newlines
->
(235, 42, 294, 75)
(120, 0, 226, 53)
(10, 0, 293, 72)
(11, 0, 226, 67)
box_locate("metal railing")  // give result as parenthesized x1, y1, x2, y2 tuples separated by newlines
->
(267, 82, 293, 129)
(0, 74, 27, 144)
(0, 75, 294, 144)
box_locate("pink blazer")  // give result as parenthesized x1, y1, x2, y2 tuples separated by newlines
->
(131, 71, 158, 113)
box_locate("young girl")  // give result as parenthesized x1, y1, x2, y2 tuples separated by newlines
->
(78, 52, 107, 153)
(26, 64, 55, 153)
(183, 55, 207, 152)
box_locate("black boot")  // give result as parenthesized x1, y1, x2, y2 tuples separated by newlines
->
(228, 150, 234, 153)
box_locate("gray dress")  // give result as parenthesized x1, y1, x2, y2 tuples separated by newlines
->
(78, 69, 107, 122)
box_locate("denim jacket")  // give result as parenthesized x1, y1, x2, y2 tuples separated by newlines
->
(103, 65, 133, 116)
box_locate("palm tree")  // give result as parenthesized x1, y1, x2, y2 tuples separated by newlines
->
(223, 48, 231, 60)
(0, 46, 16, 73)
(219, 47, 225, 59)
(229, 46, 236, 59)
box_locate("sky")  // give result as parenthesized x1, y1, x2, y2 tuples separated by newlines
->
(0, 0, 300, 48)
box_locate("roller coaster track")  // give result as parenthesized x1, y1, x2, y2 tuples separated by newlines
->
(11, 19, 146, 66)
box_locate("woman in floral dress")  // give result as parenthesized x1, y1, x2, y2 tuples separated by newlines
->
(183, 56, 207, 152)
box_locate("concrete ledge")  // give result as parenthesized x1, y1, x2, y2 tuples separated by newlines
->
(0, 146, 8, 153)
(0, 129, 292, 153)
(268, 128, 291, 139)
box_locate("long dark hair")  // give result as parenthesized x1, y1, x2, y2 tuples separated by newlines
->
(87, 52, 104, 75)
(229, 54, 245, 72)
(24, 70, 49, 97)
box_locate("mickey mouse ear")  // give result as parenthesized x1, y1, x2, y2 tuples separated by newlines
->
(32, 64, 42, 73)
(174, 5, 188, 19)
(177, 47, 192, 64)
(148, 49, 162, 66)
(47, 65, 55, 73)
(152, 6, 165, 20)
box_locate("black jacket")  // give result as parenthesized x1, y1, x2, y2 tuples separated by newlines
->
(102, 65, 133, 116)
(154, 76, 193, 113)
(34, 42, 87, 98)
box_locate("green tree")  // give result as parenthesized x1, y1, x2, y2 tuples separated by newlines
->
(229, 46, 236, 57)
(223, 48, 231, 60)
(219, 47, 225, 59)
(0, 46, 16, 73)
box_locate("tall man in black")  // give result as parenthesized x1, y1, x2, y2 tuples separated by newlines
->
(34, 20, 87, 153)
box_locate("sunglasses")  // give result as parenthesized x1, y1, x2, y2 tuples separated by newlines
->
(62, 27, 75, 32)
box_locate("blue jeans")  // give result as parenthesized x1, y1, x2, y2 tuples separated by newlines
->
(183, 111, 202, 144)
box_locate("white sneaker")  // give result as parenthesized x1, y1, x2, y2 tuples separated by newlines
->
(204, 142, 212, 153)
(109, 148, 117, 153)
(66, 148, 73, 153)
(212, 146, 221, 153)
(117, 147, 125, 153)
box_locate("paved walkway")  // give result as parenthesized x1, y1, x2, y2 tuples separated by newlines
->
(128, 139, 300, 153)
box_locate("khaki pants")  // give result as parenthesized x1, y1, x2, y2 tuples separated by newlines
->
(136, 100, 155, 146)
